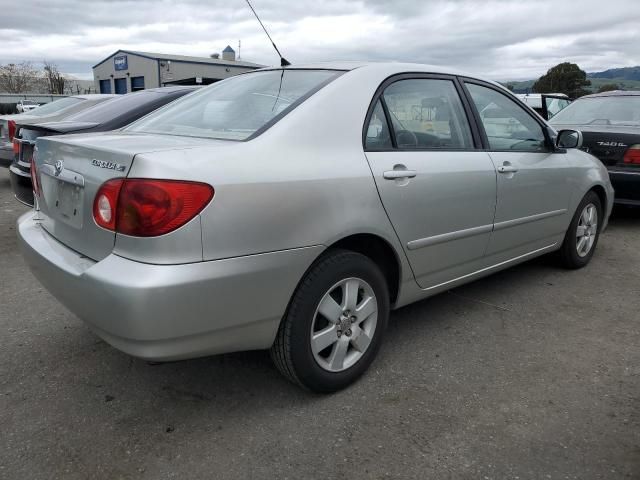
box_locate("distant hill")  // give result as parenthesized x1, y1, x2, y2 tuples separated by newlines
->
(505, 66, 640, 94)
(589, 66, 640, 81)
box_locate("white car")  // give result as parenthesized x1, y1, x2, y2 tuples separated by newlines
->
(16, 100, 40, 113)
(516, 93, 571, 120)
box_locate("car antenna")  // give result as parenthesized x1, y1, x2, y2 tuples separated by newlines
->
(244, 0, 291, 67)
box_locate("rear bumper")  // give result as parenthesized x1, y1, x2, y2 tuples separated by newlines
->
(9, 164, 34, 206)
(17, 212, 323, 361)
(609, 169, 640, 205)
(0, 143, 12, 166)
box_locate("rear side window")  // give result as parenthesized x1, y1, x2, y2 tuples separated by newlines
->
(466, 83, 547, 152)
(365, 100, 392, 149)
(380, 79, 473, 149)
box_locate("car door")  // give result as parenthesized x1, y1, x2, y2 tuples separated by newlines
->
(463, 81, 573, 261)
(364, 75, 497, 289)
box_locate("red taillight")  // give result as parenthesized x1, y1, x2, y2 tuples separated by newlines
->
(623, 145, 640, 165)
(12, 139, 19, 154)
(7, 120, 16, 141)
(93, 178, 124, 231)
(93, 178, 214, 237)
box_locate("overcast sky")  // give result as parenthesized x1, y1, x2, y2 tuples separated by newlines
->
(0, 0, 638, 81)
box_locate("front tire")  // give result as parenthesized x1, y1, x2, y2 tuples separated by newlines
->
(271, 249, 390, 393)
(559, 191, 602, 269)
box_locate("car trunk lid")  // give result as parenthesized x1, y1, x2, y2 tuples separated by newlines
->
(557, 124, 640, 168)
(34, 132, 213, 261)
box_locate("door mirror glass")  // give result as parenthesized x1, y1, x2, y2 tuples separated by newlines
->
(556, 129, 583, 149)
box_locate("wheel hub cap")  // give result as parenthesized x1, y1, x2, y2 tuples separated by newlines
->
(310, 277, 378, 373)
(576, 203, 598, 258)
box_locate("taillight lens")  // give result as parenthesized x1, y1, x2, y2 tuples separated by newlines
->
(623, 145, 640, 165)
(12, 139, 19, 155)
(93, 178, 214, 237)
(93, 178, 123, 231)
(8, 120, 16, 141)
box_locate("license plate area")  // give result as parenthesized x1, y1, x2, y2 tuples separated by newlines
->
(40, 167, 85, 229)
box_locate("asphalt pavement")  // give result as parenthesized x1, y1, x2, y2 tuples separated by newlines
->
(0, 167, 638, 479)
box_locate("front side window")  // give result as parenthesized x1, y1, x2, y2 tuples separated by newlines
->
(381, 78, 473, 149)
(466, 83, 547, 152)
(127, 69, 341, 141)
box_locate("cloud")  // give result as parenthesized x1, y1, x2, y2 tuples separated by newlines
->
(0, 0, 638, 80)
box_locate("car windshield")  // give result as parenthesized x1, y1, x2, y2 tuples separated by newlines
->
(126, 69, 341, 140)
(25, 97, 83, 116)
(64, 91, 162, 123)
(22, 101, 38, 105)
(550, 96, 640, 126)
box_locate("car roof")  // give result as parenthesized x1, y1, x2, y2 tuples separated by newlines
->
(579, 90, 640, 99)
(258, 61, 502, 88)
(141, 86, 200, 94)
(70, 94, 118, 99)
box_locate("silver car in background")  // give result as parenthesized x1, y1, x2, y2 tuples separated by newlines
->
(18, 63, 613, 392)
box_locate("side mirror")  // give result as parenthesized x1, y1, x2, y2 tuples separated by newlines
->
(556, 129, 583, 149)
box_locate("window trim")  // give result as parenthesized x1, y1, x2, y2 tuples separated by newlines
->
(459, 78, 555, 153)
(362, 73, 483, 152)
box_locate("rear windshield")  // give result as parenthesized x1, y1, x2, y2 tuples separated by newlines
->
(22, 101, 38, 105)
(126, 69, 341, 140)
(26, 97, 84, 116)
(64, 91, 163, 123)
(550, 96, 640, 126)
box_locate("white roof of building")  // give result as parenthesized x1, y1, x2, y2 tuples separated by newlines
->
(93, 49, 265, 69)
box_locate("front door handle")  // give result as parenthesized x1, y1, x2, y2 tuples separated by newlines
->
(497, 164, 518, 174)
(383, 168, 417, 180)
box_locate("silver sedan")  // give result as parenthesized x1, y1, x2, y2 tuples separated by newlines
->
(18, 62, 614, 392)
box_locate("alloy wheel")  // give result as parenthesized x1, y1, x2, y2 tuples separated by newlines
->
(310, 277, 378, 372)
(576, 203, 598, 258)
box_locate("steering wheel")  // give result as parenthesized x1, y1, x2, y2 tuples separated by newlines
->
(395, 129, 418, 148)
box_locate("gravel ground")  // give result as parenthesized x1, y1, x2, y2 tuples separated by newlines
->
(0, 167, 638, 479)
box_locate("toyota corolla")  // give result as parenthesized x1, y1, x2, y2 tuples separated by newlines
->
(17, 63, 613, 392)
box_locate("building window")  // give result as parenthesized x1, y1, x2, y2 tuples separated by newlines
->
(99, 79, 112, 94)
(131, 76, 145, 91)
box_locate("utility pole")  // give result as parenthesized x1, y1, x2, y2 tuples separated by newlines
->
(238, 40, 241, 60)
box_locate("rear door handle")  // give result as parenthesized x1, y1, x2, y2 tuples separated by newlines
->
(383, 169, 417, 180)
(497, 165, 518, 174)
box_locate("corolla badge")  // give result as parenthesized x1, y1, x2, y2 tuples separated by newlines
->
(91, 159, 126, 172)
(54, 160, 63, 176)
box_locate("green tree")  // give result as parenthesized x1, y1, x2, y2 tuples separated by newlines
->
(532, 62, 591, 98)
(597, 83, 619, 93)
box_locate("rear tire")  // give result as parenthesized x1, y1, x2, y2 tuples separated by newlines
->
(270, 249, 390, 393)
(558, 191, 602, 269)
